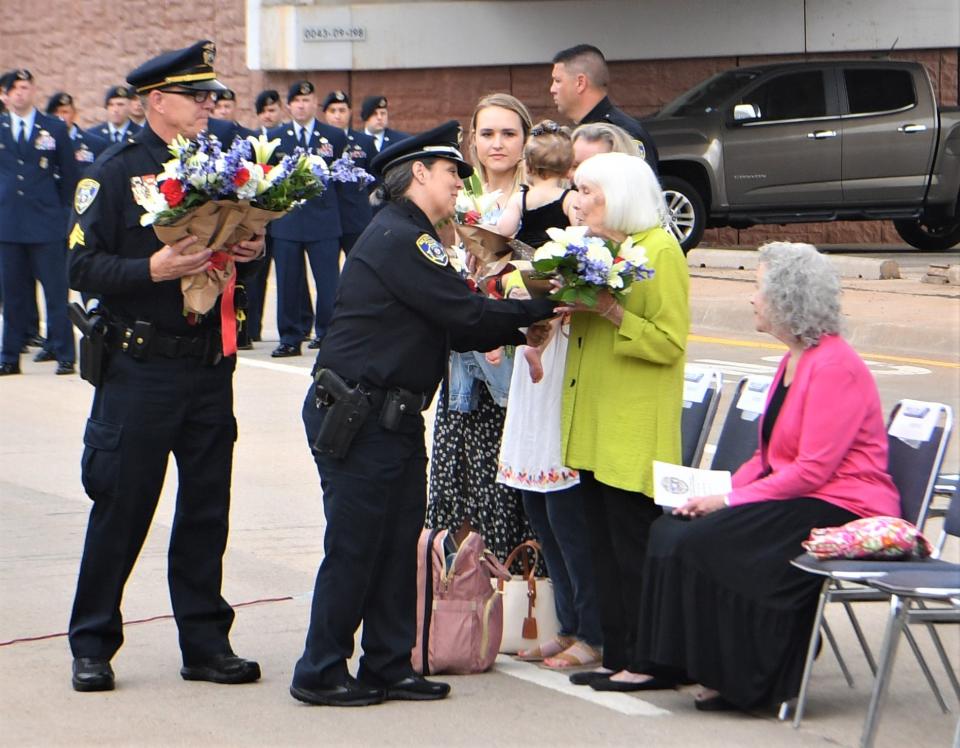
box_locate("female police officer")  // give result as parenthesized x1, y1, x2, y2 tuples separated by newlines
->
(291, 121, 556, 707)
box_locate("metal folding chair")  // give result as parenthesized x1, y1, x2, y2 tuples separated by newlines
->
(708, 375, 770, 474)
(680, 366, 722, 468)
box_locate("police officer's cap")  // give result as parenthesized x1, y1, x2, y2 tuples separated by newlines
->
(322, 90, 350, 110)
(361, 95, 388, 122)
(104, 85, 135, 105)
(215, 88, 236, 102)
(370, 120, 472, 180)
(288, 80, 315, 103)
(2, 69, 32, 92)
(126, 40, 227, 95)
(46, 91, 74, 114)
(255, 89, 280, 113)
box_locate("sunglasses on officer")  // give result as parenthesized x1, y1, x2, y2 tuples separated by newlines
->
(160, 88, 215, 103)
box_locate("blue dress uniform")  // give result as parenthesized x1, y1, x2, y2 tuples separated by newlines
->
(267, 96, 347, 355)
(291, 122, 556, 706)
(66, 40, 260, 692)
(92, 84, 141, 145)
(0, 71, 79, 374)
(337, 128, 376, 254)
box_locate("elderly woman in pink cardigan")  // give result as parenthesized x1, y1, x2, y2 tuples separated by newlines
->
(604, 242, 900, 711)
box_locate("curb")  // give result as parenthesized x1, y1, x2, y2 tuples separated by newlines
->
(688, 248, 900, 280)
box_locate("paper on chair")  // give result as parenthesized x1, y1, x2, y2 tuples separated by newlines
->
(888, 399, 938, 444)
(652, 461, 732, 508)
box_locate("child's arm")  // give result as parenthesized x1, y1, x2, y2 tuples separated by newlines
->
(493, 191, 523, 237)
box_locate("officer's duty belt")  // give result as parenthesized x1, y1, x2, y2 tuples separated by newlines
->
(317, 374, 429, 413)
(108, 321, 221, 363)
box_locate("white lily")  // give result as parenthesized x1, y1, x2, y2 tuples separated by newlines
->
(617, 237, 649, 267)
(533, 241, 569, 261)
(545, 225, 590, 246)
(246, 134, 281, 164)
(584, 237, 613, 270)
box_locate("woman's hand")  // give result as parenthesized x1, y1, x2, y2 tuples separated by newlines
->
(554, 288, 624, 326)
(673, 494, 727, 518)
(231, 230, 266, 263)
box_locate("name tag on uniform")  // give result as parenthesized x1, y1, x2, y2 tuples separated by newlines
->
(416, 234, 448, 267)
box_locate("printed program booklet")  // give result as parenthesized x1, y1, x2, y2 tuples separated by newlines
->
(652, 461, 733, 509)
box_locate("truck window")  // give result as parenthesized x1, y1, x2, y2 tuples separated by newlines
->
(844, 69, 916, 114)
(740, 70, 826, 122)
(660, 69, 760, 117)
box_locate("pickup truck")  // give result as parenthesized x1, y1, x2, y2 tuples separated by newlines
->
(643, 60, 960, 251)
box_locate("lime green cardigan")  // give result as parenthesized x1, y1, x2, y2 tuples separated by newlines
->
(560, 226, 690, 495)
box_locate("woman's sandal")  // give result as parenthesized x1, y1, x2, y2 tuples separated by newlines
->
(515, 635, 574, 662)
(543, 641, 602, 670)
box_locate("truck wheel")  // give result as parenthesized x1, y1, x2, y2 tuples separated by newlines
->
(893, 216, 960, 251)
(661, 176, 706, 253)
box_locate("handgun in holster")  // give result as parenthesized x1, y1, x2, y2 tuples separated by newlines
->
(68, 301, 107, 387)
(311, 368, 372, 459)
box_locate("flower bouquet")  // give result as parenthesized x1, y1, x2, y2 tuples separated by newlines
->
(453, 171, 509, 272)
(531, 226, 655, 306)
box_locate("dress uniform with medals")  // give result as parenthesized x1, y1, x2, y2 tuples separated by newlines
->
(66, 40, 261, 693)
(322, 90, 376, 255)
(45, 92, 109, 173)
(91, 85, 141, 145)
(580, 95, 659, 173)
(267, 81, 347, 356)
(0, 69, 79, 375)
(290, 121, 556, 707)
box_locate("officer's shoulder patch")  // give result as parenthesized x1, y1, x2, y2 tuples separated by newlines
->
(416, 233, 448, 267)
(74, 178, 100, 215)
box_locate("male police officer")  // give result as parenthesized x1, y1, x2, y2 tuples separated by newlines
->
(360, 95, 408, 153)
(267, 81, 347, 356)
(66, 40, 263, 692)
(550, 44, 658, 172)
(322, 90, 376, 255)
(0, 69, 78, 375)
(92, 85, 141, 145)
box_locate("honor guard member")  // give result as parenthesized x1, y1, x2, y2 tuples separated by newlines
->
(213, 88, 236, 121)
(267, 80, 347, 357)
(66, 40, 264, 693)
(322, 90, 376, 255)
(46, 92, 109, 171)
(361, 95, 408, 153)
(0, 69, 78, 375)
(290, 121, 556, 707)
(550, 44, 658, 173)
(92, 85, 141, 145)
(254, 89, 285, 135)
(128, 90, 146, 128)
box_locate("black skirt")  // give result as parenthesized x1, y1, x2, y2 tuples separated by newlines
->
(633, 498, 857, 709)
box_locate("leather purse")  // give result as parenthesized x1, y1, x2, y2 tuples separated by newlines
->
(497, 541, 561, 654)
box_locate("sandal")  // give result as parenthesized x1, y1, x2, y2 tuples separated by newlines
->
(543, 641, 602, 670)
(515, 635, 574, 662)
(694, 689, 738, 712)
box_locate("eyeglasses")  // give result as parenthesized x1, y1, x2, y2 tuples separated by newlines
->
(161, 89, 214, 103)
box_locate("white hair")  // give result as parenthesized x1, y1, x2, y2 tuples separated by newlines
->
(573, 152, 666, 234)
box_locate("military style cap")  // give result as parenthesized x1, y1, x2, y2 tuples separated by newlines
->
(215, 88, 235, 102)
(2, 69, 32, 92)
(104, 85, 135, 105)
(255, 89, 280, 113)
(46, 91, 74, 114)
(361, 95, 388, 122)
(322, 90, 350, 111)
(288, 80, 315, 103)
(126, 40, 227, 94)
(370, 120, 472, 179)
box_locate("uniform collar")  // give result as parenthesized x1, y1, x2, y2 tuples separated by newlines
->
(579, 96, 614, 125)
(136, 124, 177, 170)
(390, 199, 438, 239)
(10, 108, 37, 136)
(294, 118, 316, 139)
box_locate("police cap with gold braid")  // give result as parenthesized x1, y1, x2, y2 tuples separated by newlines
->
(126, 40, 227, 94)
(369, 119, 472, 180)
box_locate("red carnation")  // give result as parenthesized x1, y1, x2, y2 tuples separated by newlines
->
(233, 167, 250, 187)
(464, 210, 482, 225)
(160, 179, 186, 207)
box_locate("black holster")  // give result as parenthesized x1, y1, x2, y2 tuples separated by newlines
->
(68, 302, 107, 387)
(311, 368, 372, 459)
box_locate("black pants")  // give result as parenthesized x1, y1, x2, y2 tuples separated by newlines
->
(69, 351, 238, 664)
(293, 387, 426, 688)
(579, 471, 662, 671)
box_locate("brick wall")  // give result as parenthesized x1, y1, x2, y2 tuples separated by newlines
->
(3, 2, 957, 246)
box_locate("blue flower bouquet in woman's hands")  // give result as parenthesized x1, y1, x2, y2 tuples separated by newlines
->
(531, 226, 655, 306)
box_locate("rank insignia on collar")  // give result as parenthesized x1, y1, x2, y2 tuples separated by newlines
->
(74, 178, 100, 215)
(416, 233, 448, 267)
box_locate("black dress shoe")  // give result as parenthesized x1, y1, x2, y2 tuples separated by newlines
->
(271, 344, 301, 358)
(26, 335, 46, 348)
(590, 675, 678, 692)
(290, 679, 385, 707)
(180, 654, 261, 684)
(378, 675, 451, 701)
(237, 341, 254, 351)
(694, 693, 738, 712)
(33, 348, 56, 362)
(56, 362, 76, 375)
(569, 669, 614, 686)
(307, 337, 324, 350)
(0, 362, 21, 376)
(72, 657, 115, 692)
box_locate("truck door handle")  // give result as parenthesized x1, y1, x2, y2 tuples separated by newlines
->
(898, 124, 928, 133)
(806, 130, 837, 139)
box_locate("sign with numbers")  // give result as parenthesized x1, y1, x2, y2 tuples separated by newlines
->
(302, 25, 367, 42)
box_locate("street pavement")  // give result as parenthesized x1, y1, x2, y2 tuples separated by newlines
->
(1, 252, 958, 747)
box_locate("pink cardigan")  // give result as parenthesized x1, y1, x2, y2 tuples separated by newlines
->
(729, 334, 900, 518)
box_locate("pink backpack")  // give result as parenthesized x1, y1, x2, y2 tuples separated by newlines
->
(412, 528, 511, 675)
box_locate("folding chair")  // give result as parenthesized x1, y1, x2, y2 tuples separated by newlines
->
(680, 366, 722, 468)
(859, 568, 960, 748)
(708, 375, 770, 474)
(788, 401, 954, 726)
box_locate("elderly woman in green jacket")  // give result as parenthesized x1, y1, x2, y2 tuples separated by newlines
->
(557, 152, 690, 690)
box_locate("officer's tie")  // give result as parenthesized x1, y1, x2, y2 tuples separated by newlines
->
(297, 127, 307, 150)
(16, 121, 27, 155)
(113, 130, 122, 144)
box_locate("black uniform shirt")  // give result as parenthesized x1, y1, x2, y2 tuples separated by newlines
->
(68, 124, 255, 336)
(580, 96, 660, 173)
(316, 200, 555, 396)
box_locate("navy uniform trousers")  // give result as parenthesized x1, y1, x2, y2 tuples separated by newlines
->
(292, 388, 425, 688)
(273, 238, 340, 346)
(69, 351, 237, 664)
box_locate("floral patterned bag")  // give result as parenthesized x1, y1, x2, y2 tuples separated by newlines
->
(802, 516, 933, 560)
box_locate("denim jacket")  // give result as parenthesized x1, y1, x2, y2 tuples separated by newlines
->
(448, 349, 515, 412)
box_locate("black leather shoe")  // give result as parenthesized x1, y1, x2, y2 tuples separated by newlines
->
(290, 679, 385, 707)
(0, 362, 21, 376)
(307, 337, 323, 350)
(26, 335, 46, 348)
(56, 362, 76, 375)
(569, 669, 614, 686)
(180, 654, 261, 684)
(33, 348, 56, 362)
(72, 657, 115, 692)
(379, 675, 450, 701)
(271, 344, 301, 358)
(590, 675, 678, 692)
